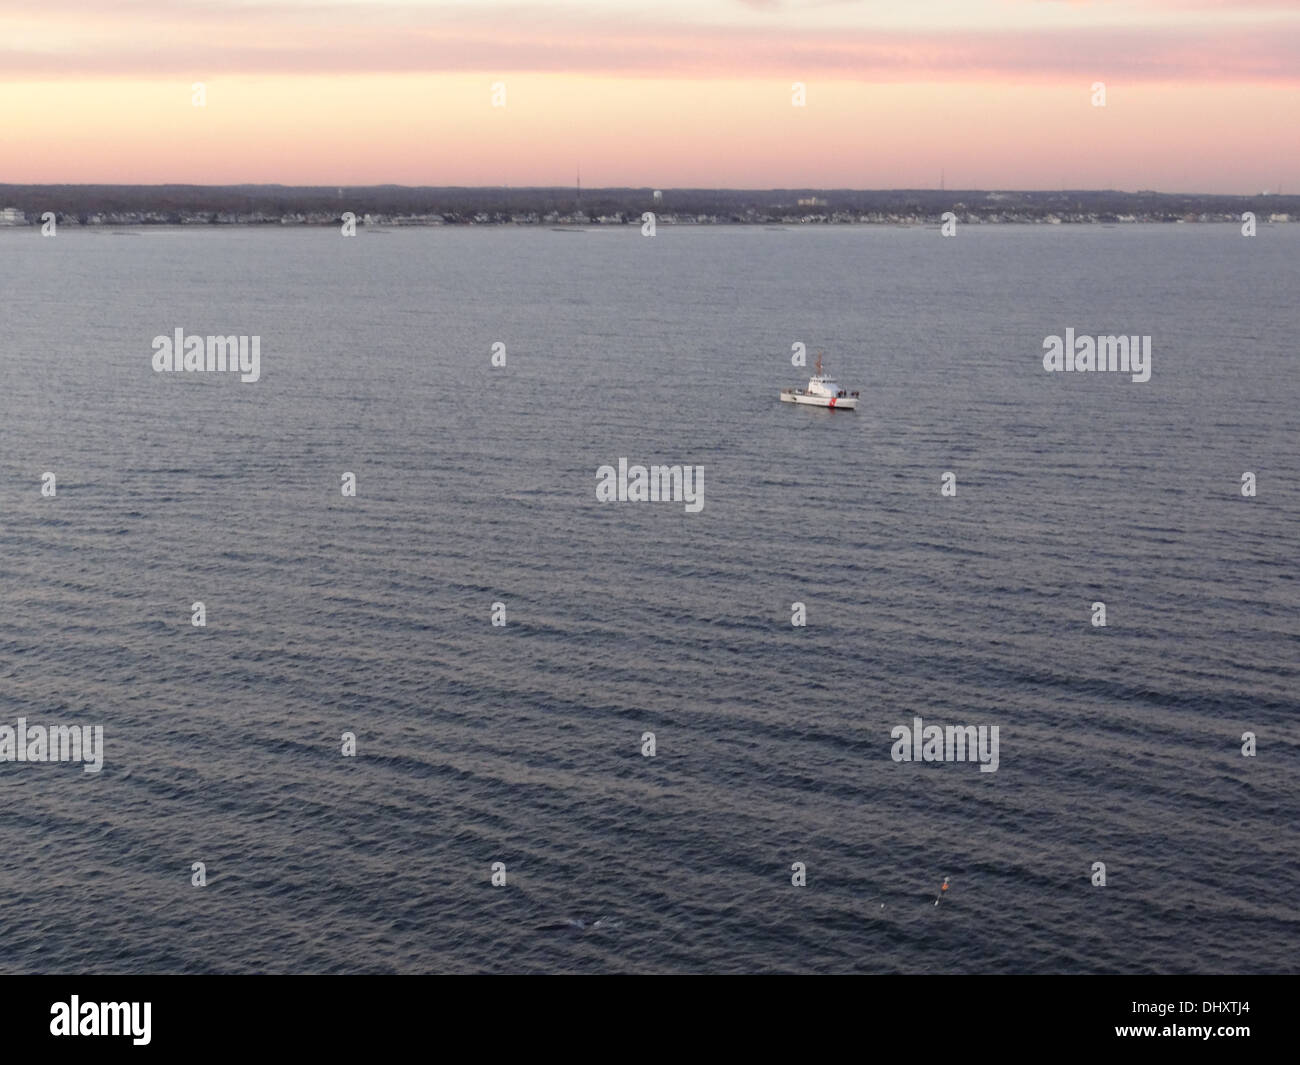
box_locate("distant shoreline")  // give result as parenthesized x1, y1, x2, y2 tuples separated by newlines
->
(0, 218, 1295, 229)
(0, 185, 1294, 228)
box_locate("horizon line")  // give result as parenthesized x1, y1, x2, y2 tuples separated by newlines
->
(0, 183, 1293, 199)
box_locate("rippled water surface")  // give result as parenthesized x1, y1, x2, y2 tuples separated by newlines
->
(1, 224, 1297, 973)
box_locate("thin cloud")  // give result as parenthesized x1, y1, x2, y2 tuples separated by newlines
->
(1, 4, 1297, 82)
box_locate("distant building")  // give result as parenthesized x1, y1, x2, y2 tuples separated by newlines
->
(797, 197, 827, 207)
(0, 206, 25, 225)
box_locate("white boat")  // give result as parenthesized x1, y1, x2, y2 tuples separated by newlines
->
(780, 354, 859, 410)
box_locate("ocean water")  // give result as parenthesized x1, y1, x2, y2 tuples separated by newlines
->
(0, 223, 1296, 974)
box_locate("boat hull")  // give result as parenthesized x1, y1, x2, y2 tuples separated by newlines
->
(780, 392, 858, 410)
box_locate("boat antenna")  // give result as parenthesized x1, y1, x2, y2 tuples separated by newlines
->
(815, 351, 823, 375)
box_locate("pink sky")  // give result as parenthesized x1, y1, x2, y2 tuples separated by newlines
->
(1, 0, 1296, 191)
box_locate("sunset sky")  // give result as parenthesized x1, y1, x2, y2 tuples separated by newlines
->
(1, 0, 1297, 191)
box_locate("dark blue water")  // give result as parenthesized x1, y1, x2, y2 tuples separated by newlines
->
(1, 224, 1297, 973)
